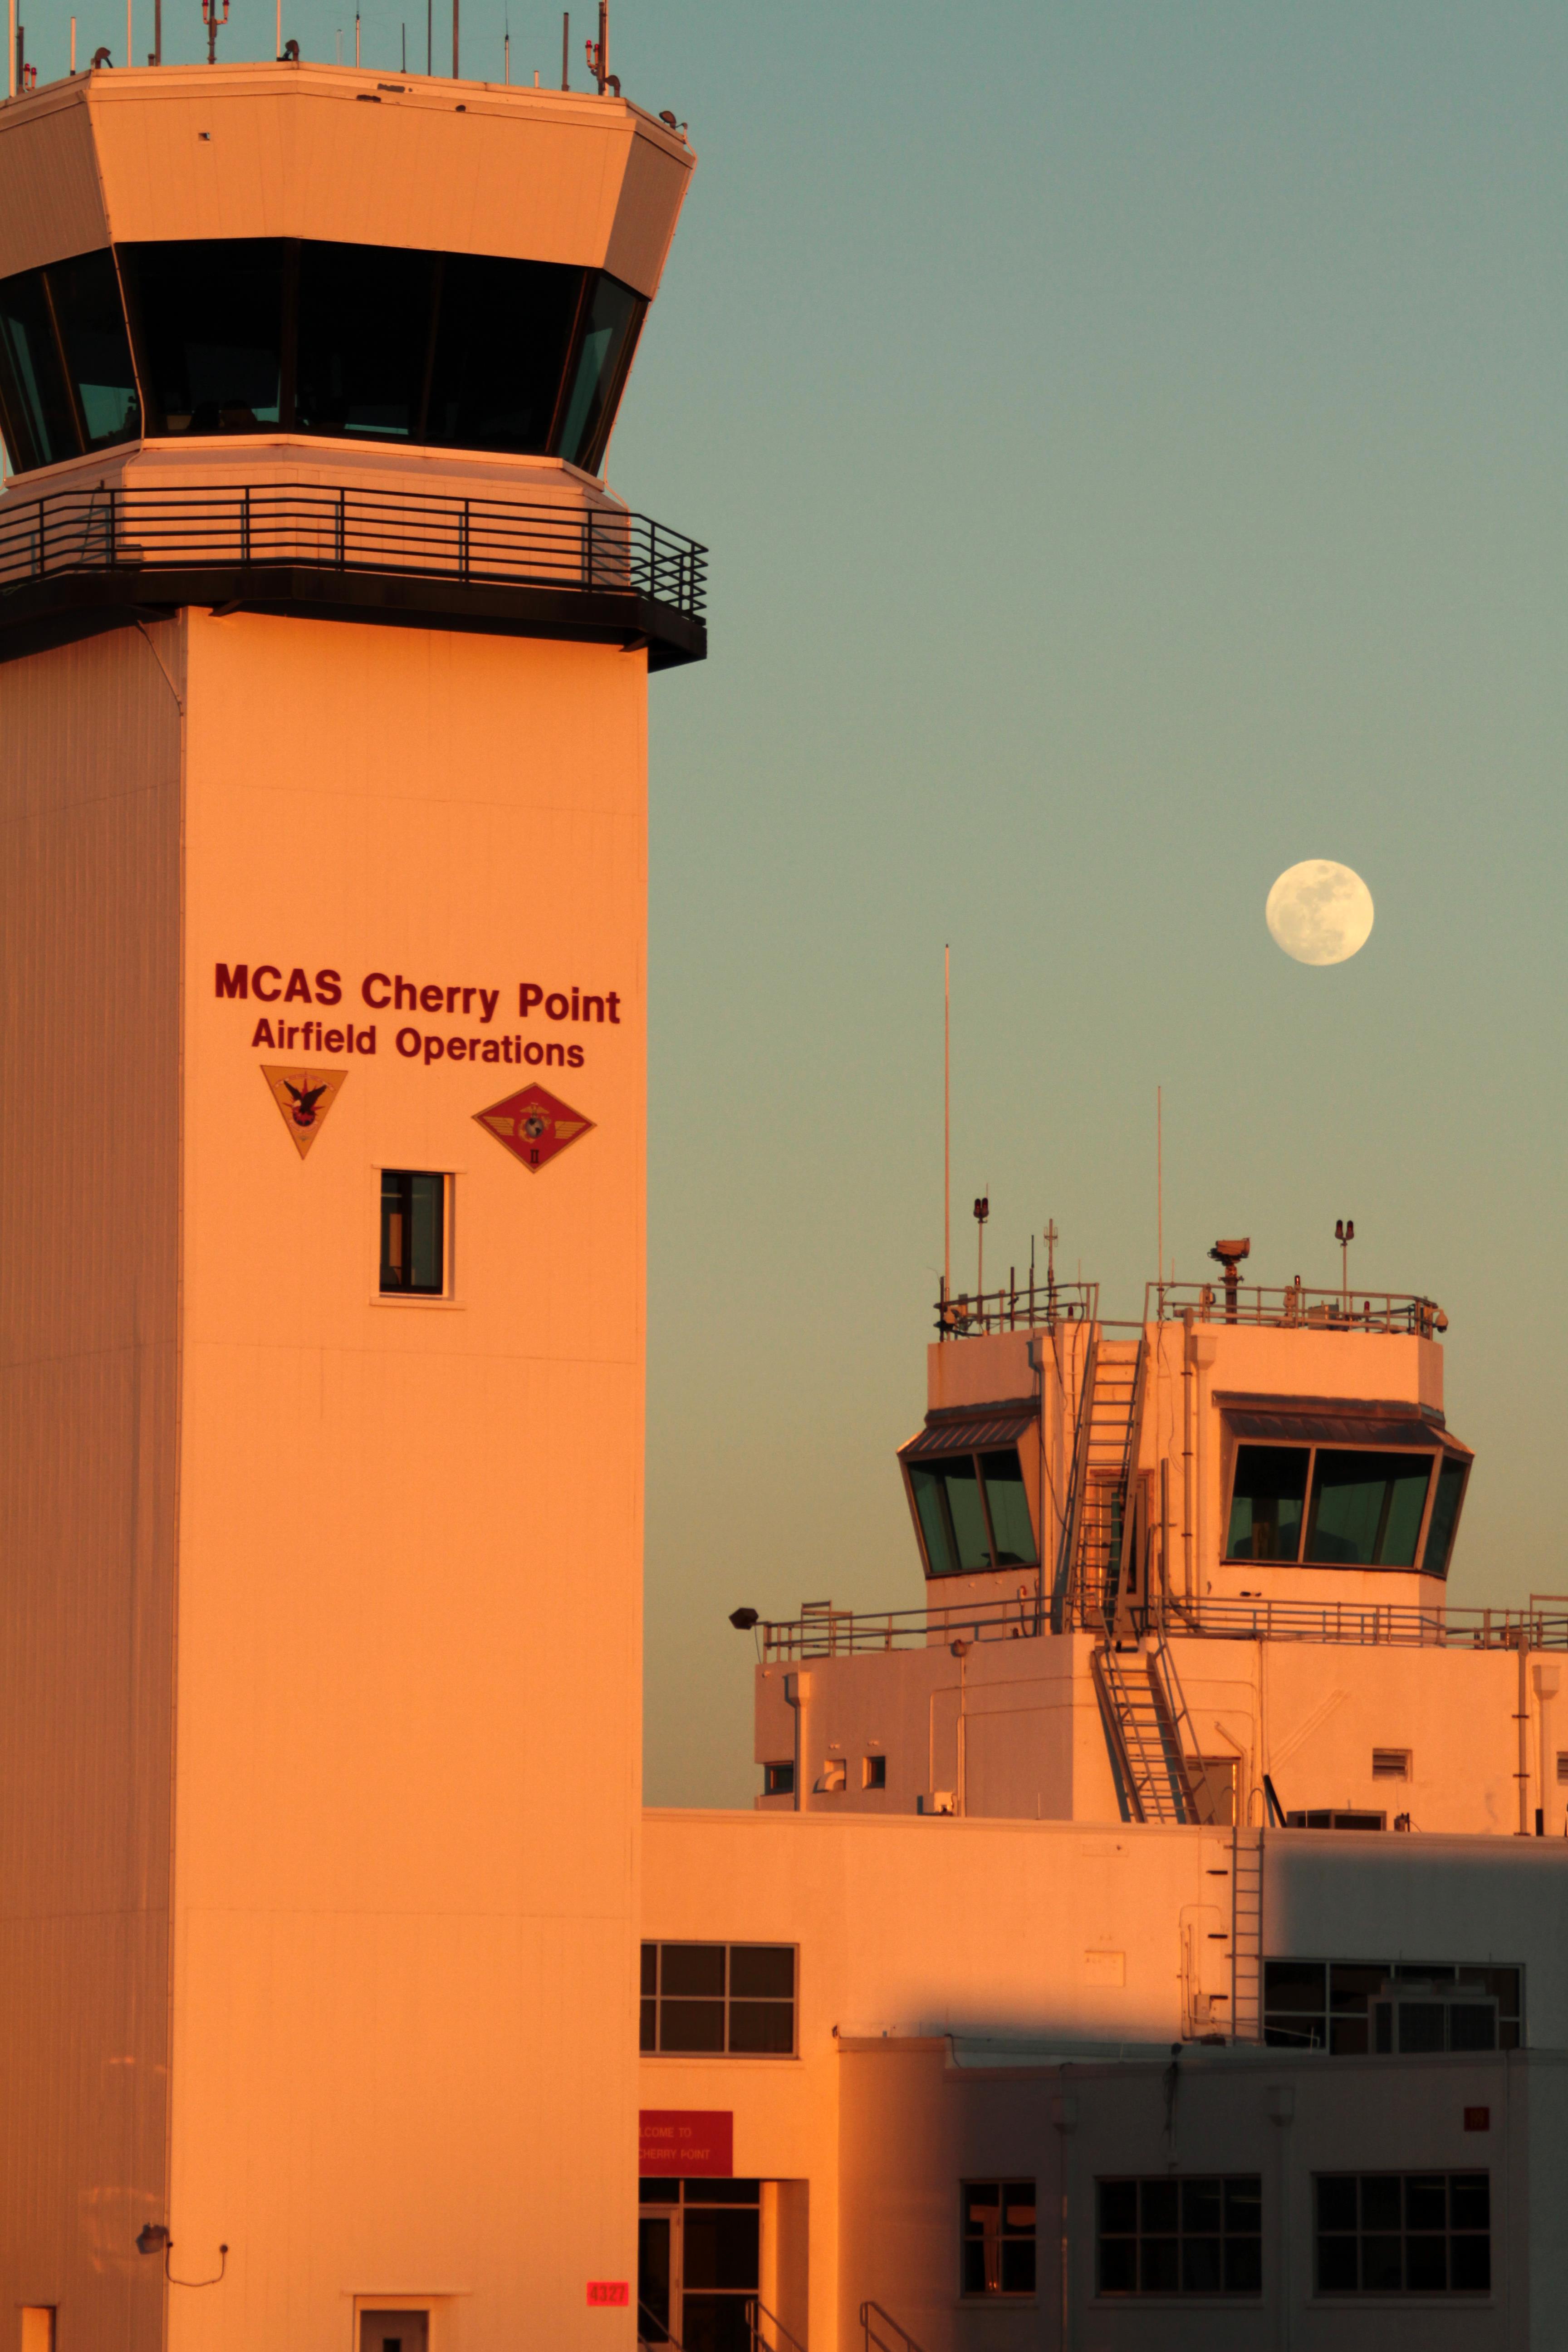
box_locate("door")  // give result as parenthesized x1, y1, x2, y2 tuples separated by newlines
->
(638, 2180, 760, 2352)
(360, 2318, 428, 2352)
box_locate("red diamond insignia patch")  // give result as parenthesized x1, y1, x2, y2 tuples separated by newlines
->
(475, 1082, 595, 1173)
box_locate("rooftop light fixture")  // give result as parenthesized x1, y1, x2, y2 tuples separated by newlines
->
(729, 1608, 759, 1631)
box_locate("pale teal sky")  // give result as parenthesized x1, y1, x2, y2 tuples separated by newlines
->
(78, 1, 1568, 1804)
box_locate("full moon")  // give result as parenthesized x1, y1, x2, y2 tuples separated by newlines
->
(1265, 859, 1375, 966)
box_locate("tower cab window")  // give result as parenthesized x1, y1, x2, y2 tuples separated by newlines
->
(1225, 1441, 1468, 1576)
(909, 1449, 1037, 1578)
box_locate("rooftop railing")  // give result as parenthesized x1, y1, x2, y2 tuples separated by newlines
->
(756, 1594, 1568, 1661)
(0, 478, 706, 632)
(932, 1275, 1446, 1340)
(935, 1278, 1098, 1338)
(1147, 1280, 1446, 1338)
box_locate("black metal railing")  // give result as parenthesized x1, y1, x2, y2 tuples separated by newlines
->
(756, 1593, 1568, 1660)
(1148, 1279, 1446, 1338)
(936, 1277, 1098, 1338)
(0, 480, 706, 622)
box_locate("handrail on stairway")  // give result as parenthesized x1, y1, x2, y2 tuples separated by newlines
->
(747, 2296, 808, 2352)
(860, 2301, 930, 2352)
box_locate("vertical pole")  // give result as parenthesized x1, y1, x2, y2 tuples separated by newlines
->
(1156, 1084, 1163, 1318)
(1517, 1632, 1530, 1837)
(426, 0, 431, 74)
(560, 9, 568, 88)
(943, 944, 951, 1306)
(70, 14, 75, 69)
(276, 0, 281, 55)
(354, 10, 360, 62)
(7, 0, 15, 97)
(126, 0, 131, 71)
(1181, 1308, 1195, 1605)
(152, 0, 158, 62)
(503, 28, 508, 80)
(451, 0, 457, 77)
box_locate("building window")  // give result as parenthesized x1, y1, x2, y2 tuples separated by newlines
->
(906, 1447, 1037, 1577)
(1097, 2176, 1262, 2296)
(763, 1762, 794, 1798)
(379, 1171, 446, 1295)
(962, 2182, 1036, 2295)
(862, 1754, 887, 1789)
(1263, 1961, 1522, 2053)
(1315, 2173, 1490, 2295)
(640, 1943, 795, 2056)
(1223, 1436, 1469, 1577)
(1372, 1985, 1498, 2053)
(1285, 1810, 1384, 1832)
(1372, 1749, 1411, 1780)
(1557, 1751, 1568, 1786)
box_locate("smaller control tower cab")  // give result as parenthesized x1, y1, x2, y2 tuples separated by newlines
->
(748, 1246, 1562, 1841)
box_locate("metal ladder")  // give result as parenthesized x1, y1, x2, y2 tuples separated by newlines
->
(1230, 1824, 1264, 2040)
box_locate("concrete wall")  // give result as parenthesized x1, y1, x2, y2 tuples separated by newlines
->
(0, 622, 184, 2350)
(162, 608, 648, 2350)
(839, 2038, 1548, 2352)
(755, 1628, 1536, 1835)
(644, 1809, 1568, 2352)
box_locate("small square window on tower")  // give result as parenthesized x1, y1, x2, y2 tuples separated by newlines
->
(862, 1754, 887, 1789)
(379, 1171, 448, 1296)
(1372, 1749, 1411, 1781)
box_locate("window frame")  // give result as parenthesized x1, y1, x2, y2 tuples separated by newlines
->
(1262, 1959, 1523, 2054)
(639, 1941, 798, 2060)
(377, 1168, 451, 1300)
(1313, 2171, 1491, 2298)
(1221, 1433, 1469, 1576)
(1095, 2175, 1263, 2299)
(902, 1444, 1039, 1581)
(960, 2179, 1038, 2299)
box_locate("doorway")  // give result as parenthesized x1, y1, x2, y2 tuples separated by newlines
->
(638, 2178, 760, 2352)
(360, 2317, 428, 2352)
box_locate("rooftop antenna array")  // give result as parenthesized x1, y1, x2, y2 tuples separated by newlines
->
(973, 1192, 989, 1298)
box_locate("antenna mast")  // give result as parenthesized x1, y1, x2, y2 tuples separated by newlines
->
(942, 946, 951, 1308)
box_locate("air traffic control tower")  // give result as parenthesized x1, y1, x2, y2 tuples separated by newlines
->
(0, 58, 700, 2352)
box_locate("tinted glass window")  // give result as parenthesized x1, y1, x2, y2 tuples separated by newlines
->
(51, 250, 139, 446)
(1226, 1445, 1308, 1560)
(910, 1454, 991, 1575)
(426, 251, 583, 454)
(297, 240, 436, 441)
(1422, 1456, 1466, 1580)
(122, 238, 284, 432)
(0, 250, 139, 471)
(978, 1449, 1037, 1566)
(557, 269, 642, 471)
(0, 268, 76, 470)
(1307, 1451, 1434, 1568)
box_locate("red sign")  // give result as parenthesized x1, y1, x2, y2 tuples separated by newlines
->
(474, 1081, 594, 1174)
(639, 2109, 734, 2177)
(587, 2283, 630, 2308)
(1464, 2106, 1491, 2133)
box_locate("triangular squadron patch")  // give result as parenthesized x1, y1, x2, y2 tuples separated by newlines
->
(260, 1064, 348, 1159)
